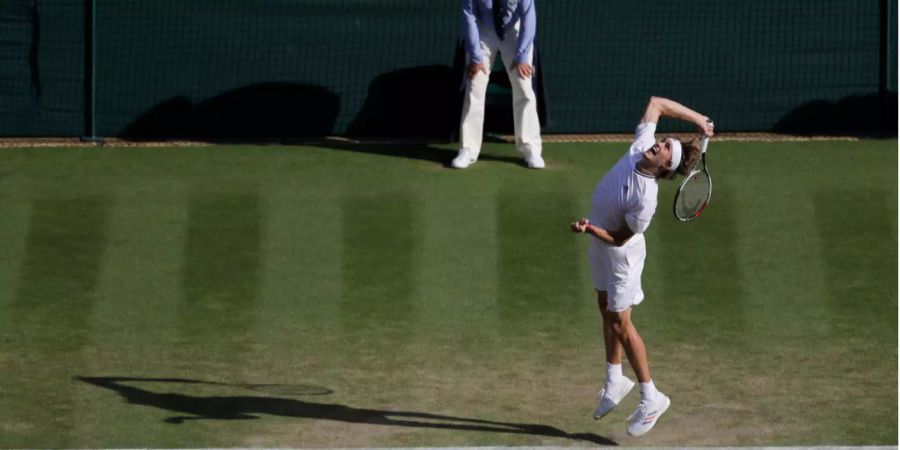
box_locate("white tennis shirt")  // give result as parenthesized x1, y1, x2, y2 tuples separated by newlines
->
(588, 122, 659, 237)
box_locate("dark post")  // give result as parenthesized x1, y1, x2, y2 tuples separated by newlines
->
(81, 0, 103, 143)
(879, 0, 888, 95)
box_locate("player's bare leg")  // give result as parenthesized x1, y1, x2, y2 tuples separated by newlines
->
(593, 291, 635, 419)
(598, 291, 624, 365)
(604, 307, 650, 383)
(605, 305, 670, 436)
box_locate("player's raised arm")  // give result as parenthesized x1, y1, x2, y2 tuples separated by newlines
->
(640, 96, 714, 136)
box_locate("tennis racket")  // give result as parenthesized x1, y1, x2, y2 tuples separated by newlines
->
(673, 122, 713, 222)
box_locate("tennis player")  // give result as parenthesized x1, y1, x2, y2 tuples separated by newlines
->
(570, 96, 713, 437)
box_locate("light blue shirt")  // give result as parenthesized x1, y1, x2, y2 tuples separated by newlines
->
(461, 0, 536, 65)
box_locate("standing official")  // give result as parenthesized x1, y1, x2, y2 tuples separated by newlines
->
(453, 0, 544, 169)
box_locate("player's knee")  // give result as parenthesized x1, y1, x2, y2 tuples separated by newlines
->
(607, 311, 631, 336)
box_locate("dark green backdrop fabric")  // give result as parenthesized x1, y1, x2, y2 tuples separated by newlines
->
(0, 0, 84, 136)
(1, 1, 896, 137)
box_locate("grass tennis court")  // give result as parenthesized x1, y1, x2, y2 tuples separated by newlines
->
(0, 139, 896, 447)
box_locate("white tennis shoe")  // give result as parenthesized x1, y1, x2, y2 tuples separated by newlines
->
(593, 377, 635, 420)
(451, 151, 476, 169)
(525, 154, 545, 169)
(626, 391, 670, 437)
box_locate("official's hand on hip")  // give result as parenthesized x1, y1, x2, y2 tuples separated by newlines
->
(467, 62, 488, 79)
(512, 62, 533, 79)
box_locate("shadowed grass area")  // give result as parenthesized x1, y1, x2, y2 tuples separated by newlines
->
(0, 140, 895, 447)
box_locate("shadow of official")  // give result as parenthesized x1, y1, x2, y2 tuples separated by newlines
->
(119, 82, 339, 141)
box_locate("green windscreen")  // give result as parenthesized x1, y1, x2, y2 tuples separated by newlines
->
(541, 1, 885, 133)
(0, 0, 895, 137)
(0, 0, 84, 136)
(95, 1, 460, 139)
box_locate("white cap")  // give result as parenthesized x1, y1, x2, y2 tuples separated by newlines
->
(666, 138, 682, 172)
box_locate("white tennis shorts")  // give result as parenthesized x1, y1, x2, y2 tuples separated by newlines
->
(588, 233, 646, 312)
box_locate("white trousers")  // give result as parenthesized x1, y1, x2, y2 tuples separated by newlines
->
(459, 22, 542, 159)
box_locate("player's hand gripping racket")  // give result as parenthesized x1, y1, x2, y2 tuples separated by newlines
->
(673, 121, 713, 222)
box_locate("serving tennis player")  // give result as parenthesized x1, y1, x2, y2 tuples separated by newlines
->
(570, 96, 714, 436)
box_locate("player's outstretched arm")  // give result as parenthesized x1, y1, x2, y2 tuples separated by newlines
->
(570, 218, 634, 247)
(641, 96, 714, 136)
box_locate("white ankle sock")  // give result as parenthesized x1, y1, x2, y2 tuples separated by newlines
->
(605, 362, 623, 385)
(640, 380, 658, 402)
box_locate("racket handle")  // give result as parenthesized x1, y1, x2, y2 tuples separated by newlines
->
(700, 119, 713, 153)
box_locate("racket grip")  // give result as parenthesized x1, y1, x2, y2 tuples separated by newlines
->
(700, 119, 713, 153)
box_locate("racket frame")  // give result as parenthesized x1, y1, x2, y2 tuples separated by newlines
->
(673, 132, 713, 222)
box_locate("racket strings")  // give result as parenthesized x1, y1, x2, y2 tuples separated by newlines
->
(675, 172, 711, 219)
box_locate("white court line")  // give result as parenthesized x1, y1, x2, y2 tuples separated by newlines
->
(309, 447, 897, 450)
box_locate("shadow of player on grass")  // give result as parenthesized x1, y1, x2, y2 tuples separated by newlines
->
(76, 376, 616, 446)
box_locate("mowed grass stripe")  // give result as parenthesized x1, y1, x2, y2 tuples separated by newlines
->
(0, 196, 30, 306)
(726, 151, 834, 442)
(812, 189, 897, 443)
(256, 185, 343, 377)
(6, 196, 110, 448)
(340, 191, 418, 357)
(207, 184, 348, 448)
(815, 189, 897, 330)
(722, 142, 895, 444)
(179, 192, 263, 368)
(497, 189, 581, 333)
(170, 189, 268, 447)
(494, 183, 598, 431)
(0, 196, 32, 445)
(73, 182, 189, 447)
(413, 191, 499, 363)
(640, 182, 773, 445)
(735, 190, 832, 341)
(650, 179, 748, 345)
